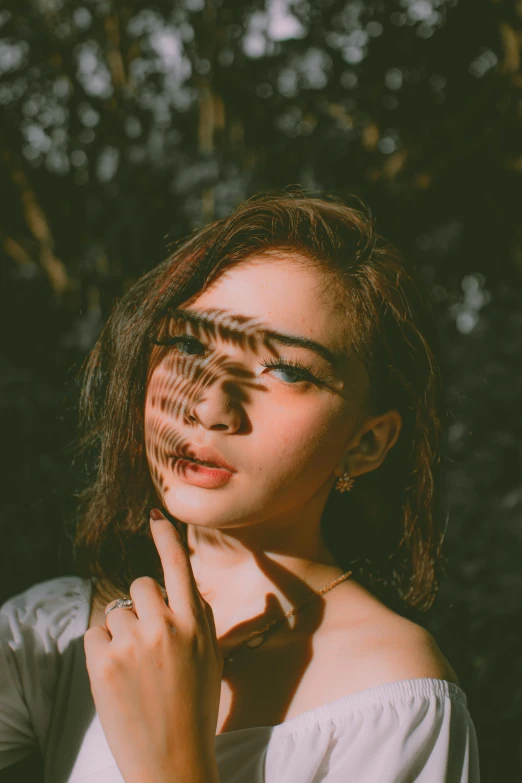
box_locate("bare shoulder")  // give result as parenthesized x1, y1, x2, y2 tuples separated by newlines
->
(318, 580, 460, 692)
(360, 614, 461, 687)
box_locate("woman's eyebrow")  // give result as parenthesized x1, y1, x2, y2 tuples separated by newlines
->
(168, 308, 342, 371)
(263, 329, 341, 370)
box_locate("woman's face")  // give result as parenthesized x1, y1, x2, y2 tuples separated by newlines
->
(144, 254, 370, 532)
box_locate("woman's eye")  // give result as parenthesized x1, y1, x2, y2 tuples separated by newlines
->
(270, 366, 308, 384)
(261, 360, 317, 384)
(168, 336, 206, 356)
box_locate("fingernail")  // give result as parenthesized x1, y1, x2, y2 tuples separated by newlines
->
(150, 508, 164, 521)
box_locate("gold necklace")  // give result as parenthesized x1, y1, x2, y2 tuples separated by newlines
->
(223, 569, 354, 666)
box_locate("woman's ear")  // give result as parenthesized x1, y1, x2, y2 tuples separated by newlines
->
(334, 410, 402, 479)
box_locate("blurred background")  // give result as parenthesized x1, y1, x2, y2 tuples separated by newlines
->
(0, 0, 520, 778)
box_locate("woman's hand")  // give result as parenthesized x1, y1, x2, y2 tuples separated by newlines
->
(84, 509, 223, 783)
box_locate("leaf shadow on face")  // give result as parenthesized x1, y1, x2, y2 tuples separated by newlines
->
(144, 307, 349, 732)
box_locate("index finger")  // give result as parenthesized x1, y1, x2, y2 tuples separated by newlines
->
(150, 509, 202, 626)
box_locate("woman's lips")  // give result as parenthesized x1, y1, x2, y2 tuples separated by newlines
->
(173, 445, 237, 473)
(172, 456, 235, 489)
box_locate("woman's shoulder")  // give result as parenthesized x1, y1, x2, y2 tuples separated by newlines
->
(315, 577, 460, 698)
(0, 575, 93, 649)
(267, 584, 476, 781)
(345, 612, 461, 691)
(0, 577, 94, 770)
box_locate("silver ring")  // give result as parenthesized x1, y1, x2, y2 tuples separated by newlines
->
(104, 597, 135, 619)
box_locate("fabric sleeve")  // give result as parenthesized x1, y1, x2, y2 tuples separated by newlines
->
(0, 576, 91, 771)
(265, 679, 480, 783)
(0, 600, 40, 768)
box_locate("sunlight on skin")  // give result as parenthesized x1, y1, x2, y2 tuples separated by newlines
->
(143, 253, 402, 617)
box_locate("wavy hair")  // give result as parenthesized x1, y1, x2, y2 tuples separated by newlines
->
(73, 189, 449, 616)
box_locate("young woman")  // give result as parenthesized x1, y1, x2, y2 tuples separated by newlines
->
(0, 191, 480, 782)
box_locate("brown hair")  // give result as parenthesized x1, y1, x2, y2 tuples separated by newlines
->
(73, 189, 448, 615)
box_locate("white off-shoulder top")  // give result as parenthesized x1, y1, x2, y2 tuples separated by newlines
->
(0, 576, 480, 782)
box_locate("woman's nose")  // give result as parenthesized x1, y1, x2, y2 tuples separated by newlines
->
(187, 382, 244, 432)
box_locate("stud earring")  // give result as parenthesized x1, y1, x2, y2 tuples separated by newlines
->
(335, 471, 355, 493)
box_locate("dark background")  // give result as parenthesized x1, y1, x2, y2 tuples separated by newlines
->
(0, 1, 521, 779)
